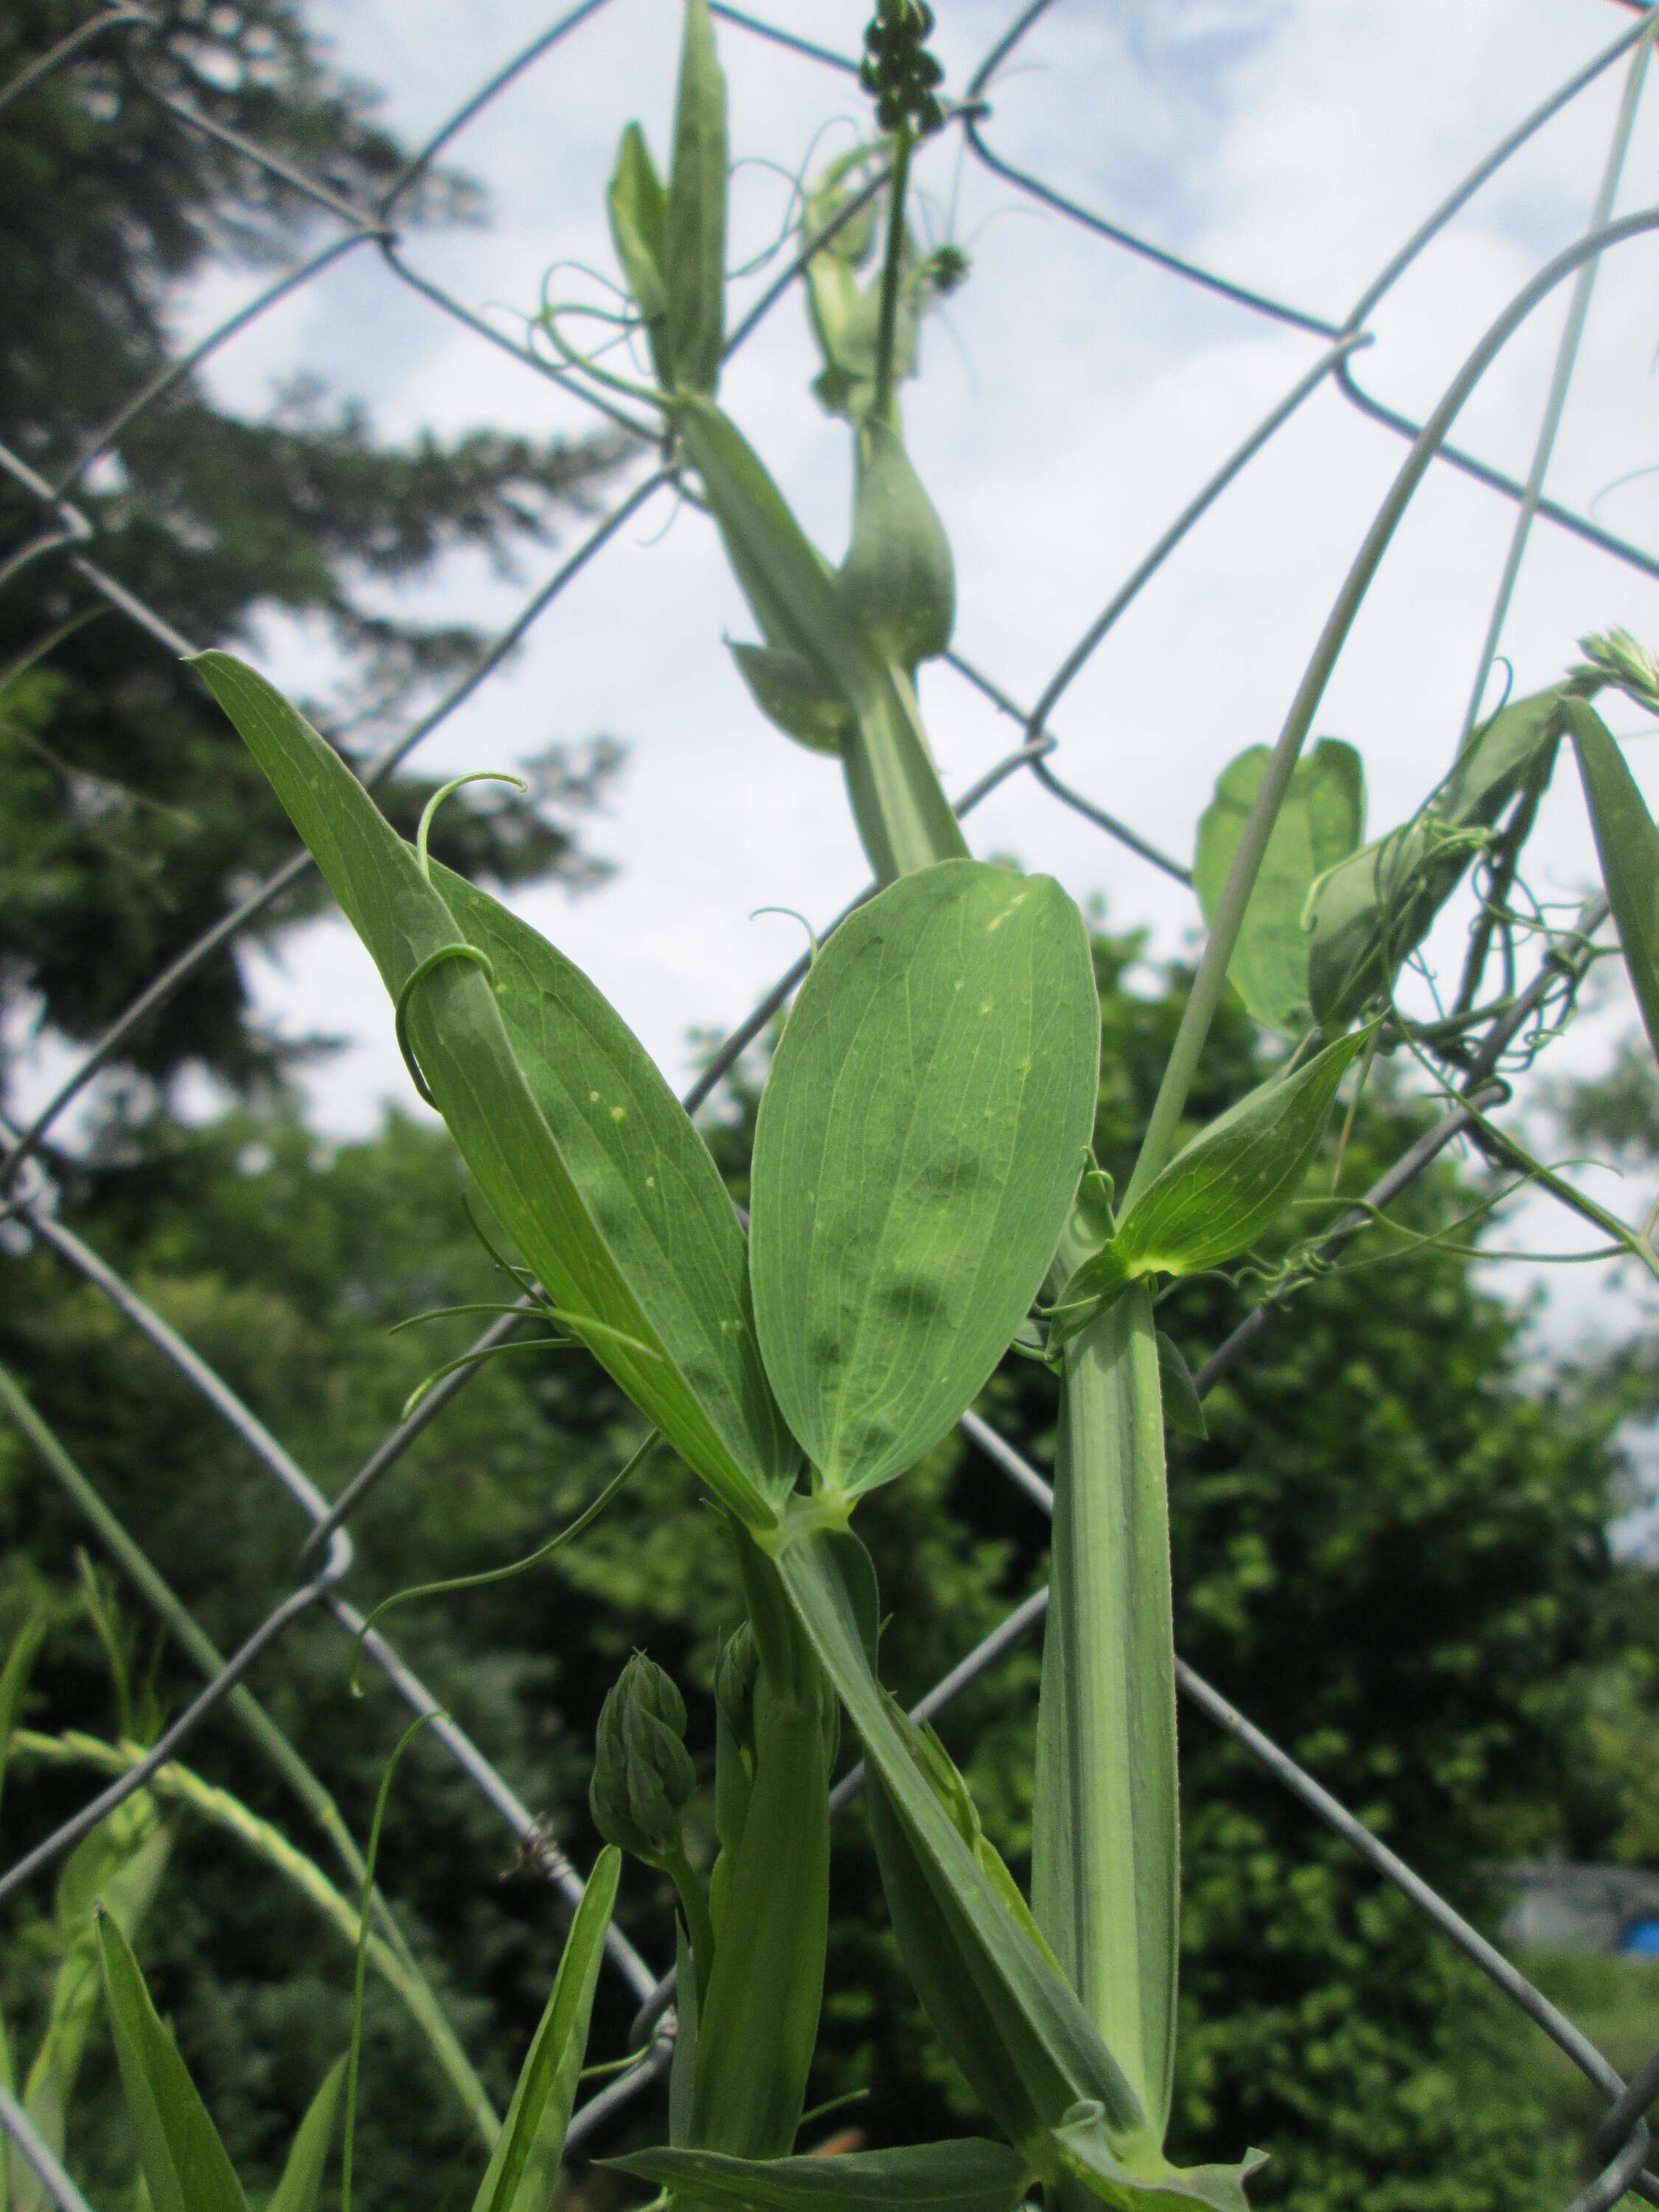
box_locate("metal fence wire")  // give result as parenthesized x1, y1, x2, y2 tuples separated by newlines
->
(2, 3, 1658, 2208)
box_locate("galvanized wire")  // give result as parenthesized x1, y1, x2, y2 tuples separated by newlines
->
(3, 4, 1658, 2207)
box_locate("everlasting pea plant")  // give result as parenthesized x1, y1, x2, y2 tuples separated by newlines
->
(94, 5, 1659, 2209)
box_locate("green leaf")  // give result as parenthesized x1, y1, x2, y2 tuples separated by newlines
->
(750, 861, 1101, 1496)
(1304, 689, 1560, 1026)
(195, 651, 795, 1529)
(1046, 2105, 1266, 2212)
(730, 644, 854, 756)
(691, 1660, 830, 2158)
(266, 2058, 346, 2212)
(1194, 740, 1362, 1034)
(1155, 1333, 1206, 1441)
(773, 1531, 1150, 2154)
(665, 0, 726, 394)
(0, 1616, 46, 1830)
(608, 2138, 1032, 2211)
(608, 123, 671, 383)
(1057, 1029, 1370, 1325)
(1034, 1289, 1177, 2138)
(673, 396, 967, 880)
(470, 1848, 622, 2212)
(841, 423, 954, 670)
(96, 1912, 248, 2212)
(1565, 698, 1659, 1068)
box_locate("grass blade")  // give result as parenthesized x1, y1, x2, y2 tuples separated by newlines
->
(267, 2058, 346, 2212)
(470, 1848, 622, 2212)
(96, 1912, 247, 2212)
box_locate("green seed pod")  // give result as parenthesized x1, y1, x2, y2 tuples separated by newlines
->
(841, 420, 954, 669)
(590, 1650, 696, 1862)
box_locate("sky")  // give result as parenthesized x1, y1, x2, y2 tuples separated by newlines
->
(19, 0, 1659, 1416)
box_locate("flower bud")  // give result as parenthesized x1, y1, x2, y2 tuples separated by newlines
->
(590, 1650, 696, 1862)
(713, 1622, 759, 1759)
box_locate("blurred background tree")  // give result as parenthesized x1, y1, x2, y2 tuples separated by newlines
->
(0, 0, 635, 1102)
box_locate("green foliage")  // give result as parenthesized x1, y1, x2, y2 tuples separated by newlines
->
(0, 1, 626, 1092)
(0, 941, 1627, 2211)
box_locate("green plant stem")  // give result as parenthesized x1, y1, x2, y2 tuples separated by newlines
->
(1032, 1284, 1177, 2138)
(7, 1728, 498, 2148)
(870, 125, 914, 430)
(1120, 198, 1659, 1216)
(658, 1840, 718, 2014)
(345, 1711, 438, 2212)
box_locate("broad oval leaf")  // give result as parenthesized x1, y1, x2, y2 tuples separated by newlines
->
(1565, 698, 1659, 1069)
(1194, 740, 1362, 1034)
(470, 1848, 621, 2212)
(196, 652, 796, 1528)
(841, 423, 954, 669)
(750, 861, 1100, 1496)
(1058, 1029, 1370, 1324)
(665, 0, 726, 394)
(1304, 689, 1561, 1026)
(608, 2138, 1032, 2212)
(97, 1912, 248, 2212)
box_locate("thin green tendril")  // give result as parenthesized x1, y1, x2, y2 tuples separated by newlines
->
(414, 770, 526, 884)
(344, 1710, 439, 2212)
(350, 1434, 659, 1692)
(394, 943, 496, 1105)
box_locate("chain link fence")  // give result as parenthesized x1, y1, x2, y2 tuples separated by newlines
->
(2, 3, 1658, 2207)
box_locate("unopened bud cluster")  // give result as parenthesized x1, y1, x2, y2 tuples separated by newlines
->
(590, 1649, 695, 1862)
(860, 1, 945, 136)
